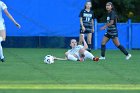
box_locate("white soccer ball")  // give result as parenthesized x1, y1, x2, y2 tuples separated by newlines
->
(44, 55, 54, 64)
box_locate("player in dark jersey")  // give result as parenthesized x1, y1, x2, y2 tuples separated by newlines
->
(79, 1, 94, 52)
(100, 2, 131, 60)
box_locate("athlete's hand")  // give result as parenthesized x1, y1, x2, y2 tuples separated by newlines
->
(81, 34, 88, 49)
(92, 29, 94, 33)
(82, 26, 86, 32)
(81, 34, 85, 42)
(100, 26, 106, 30)
(15, 22, 21, 29)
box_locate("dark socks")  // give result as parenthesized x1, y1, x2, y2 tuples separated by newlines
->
(101, 45, 106, 57)
(118, 45, 128, 56)
(88, 44, 92, 49)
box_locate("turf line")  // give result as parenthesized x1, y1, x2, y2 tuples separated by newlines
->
(0, 84, 140, 90)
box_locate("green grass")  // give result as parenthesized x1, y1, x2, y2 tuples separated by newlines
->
(0, 48, 140, 93)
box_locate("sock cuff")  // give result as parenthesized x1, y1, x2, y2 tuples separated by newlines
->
(117, 45, 121, 48)
(88, 44, 92, 49)
(101, 45, 106, 47)
(101, 45, 105, 46)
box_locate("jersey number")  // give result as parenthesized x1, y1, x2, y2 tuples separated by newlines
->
(86, 17, 90, 22)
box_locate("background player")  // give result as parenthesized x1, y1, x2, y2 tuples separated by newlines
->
(0, 1, 20, 62)
(65, 35, 99, 62)
(100, 2, 131, 60)
(79, 1, 94, 52)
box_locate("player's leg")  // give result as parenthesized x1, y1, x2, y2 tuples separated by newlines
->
(79, 28, 85, 45)
(79, 34, 84, 45)
(0, 29, 6, 62)
(87, 33, 92, 52)
(112, 37, 131, 60)
(100, 36, 110, 60)
(79, 49, 99, 62)
(66, 54, 80, 61)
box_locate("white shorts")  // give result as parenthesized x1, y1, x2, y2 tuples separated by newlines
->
(0, 22, 5, 31)
(75, 50, 93, 60)
(75, 51, 86, 60)
(75, 52, 81, 59)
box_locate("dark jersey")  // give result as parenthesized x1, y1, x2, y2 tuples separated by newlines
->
(106, 10, 118, 35)
(79, 9, 94, 33)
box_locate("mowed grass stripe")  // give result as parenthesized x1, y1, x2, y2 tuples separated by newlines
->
(0, 84, 140, 90)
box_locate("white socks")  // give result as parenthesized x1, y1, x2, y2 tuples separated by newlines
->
(84, 51, 94, 60)
(67, 54, 78, 61)
(0, 37, 4, 59)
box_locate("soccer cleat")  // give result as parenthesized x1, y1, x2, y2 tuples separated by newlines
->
(99, 56, 105, 60)
(93, 57, 99, 62)
(1, 58, 5, 62)
(126, 54, 132, 60)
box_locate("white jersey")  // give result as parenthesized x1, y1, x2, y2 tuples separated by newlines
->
(0, 1, 7, 23)
(67, 45, 84, 55)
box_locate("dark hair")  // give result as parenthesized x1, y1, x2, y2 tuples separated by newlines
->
(84, 1, 92, 9)
(107, 2, 119, 20)
(106, 2, 115, 11)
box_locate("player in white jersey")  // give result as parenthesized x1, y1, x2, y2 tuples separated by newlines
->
(65, 35, 99, 62)
(0, 1, 21, 62)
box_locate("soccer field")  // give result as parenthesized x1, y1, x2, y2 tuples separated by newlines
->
(0, 48, 140, 93)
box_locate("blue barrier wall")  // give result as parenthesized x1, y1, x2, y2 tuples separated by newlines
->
(131, 23, 140, 49)
(4, 0, 85, 37)
(2, 0, 140, 49)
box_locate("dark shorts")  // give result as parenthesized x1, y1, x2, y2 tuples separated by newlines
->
(80, 29, 92, 34)
(104, 32, 118, 39)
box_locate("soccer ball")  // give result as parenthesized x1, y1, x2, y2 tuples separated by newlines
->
(44, 55, 54, 64)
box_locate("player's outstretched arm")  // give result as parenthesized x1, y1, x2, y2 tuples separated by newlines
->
(81, 34, 88, 50)
(4, 9, 21, 28)
(53, 56, 67, 61)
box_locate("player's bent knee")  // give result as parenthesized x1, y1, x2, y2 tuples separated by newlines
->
(115, 43, 120, 47)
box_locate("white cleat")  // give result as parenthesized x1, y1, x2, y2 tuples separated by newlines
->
(126, 54, 132, 60)
(99, 57, 105, 60)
